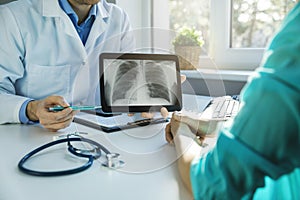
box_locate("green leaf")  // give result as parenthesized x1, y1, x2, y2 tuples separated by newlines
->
(173, 27, 204, 47)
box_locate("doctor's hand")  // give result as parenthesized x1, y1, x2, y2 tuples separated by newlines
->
(26, 96, 78, 132)
(128, 107, 169, 119)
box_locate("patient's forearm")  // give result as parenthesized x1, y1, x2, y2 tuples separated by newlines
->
(173, 129, 202, 194)
(177, 150, 195, 193)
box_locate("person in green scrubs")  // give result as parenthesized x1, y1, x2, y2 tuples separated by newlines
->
(165, 2, 300, 199)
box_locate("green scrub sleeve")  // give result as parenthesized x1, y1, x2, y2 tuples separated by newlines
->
(190, 3, 300, 199)
(190, 72, 300, 199)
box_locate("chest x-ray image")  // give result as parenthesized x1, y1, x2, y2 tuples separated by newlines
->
(101, 56, 181, 112)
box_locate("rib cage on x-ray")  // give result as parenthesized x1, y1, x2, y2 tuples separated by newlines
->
(111, 60, 172, 104)
(145, 61, 170, 102)
(112, 61, 139, 103)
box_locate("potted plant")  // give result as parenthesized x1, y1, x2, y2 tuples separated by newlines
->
(173, 27, 204, 70)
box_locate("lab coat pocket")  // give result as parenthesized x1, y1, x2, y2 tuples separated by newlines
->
(27, 63, 71, 99)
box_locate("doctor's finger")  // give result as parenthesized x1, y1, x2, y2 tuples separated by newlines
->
(141, 112, 155, 119)
(40, 116, 72, 129)
(160, 107, 169, 119)
(46, 107, 74, 121)
(43, 117, 74, 132)
(43, 95, 70, 108)
(45, 95, 69, 105)
(180, 75, 186, 83)
(41, 110, 75, 126)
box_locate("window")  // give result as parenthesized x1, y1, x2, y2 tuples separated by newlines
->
(119, 0, 297, 71)
(211, 0, 296, 70)
(231, 0, 296, 48)
(169, 0, 210, 55)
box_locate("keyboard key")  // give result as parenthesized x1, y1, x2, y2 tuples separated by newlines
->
(201, 96, 240, 120)
(226, 100, 235, 116)
(231, 101, 240, 116)
(218, 100, 230, 118)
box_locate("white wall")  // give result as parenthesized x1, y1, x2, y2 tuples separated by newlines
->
(116, 0, 153, 52)
(116, 0, 151, 28)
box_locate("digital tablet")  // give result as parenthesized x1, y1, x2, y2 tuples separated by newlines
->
(99, 53, 182, 113)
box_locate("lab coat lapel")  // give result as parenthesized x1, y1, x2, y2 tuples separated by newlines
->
(84, 15, 108, 54)
(62, 17, 81, 41)
(82, 17, 108, 105)
(40, 0, 88, 59)
(40, 0, 81, 42)
(59, 16, 88, 58)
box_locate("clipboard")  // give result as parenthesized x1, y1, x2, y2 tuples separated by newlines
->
(73, 112, 169, 133)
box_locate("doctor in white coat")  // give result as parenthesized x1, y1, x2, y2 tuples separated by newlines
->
(0, 0, 135, 131)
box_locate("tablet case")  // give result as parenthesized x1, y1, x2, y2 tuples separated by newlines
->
(99, 53, 182, 113)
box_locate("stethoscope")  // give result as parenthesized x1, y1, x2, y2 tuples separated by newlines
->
(18, 132, 124, 176)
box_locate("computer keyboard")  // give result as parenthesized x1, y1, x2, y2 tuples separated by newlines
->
(200, 96, 240, 120)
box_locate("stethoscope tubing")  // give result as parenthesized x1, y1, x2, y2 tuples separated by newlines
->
(18, 137, 110, 176)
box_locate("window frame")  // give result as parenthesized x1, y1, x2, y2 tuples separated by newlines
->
(210, 0, 264, 70)
(151, 0, 266, 70)
(118, 0, 266, 71)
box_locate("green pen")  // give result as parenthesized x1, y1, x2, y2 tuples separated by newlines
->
(48, 105, 102, 112)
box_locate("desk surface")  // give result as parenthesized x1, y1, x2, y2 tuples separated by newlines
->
(0, 95, 211, 200)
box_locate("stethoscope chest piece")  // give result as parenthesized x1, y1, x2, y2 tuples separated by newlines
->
(102, 153, 125, 169)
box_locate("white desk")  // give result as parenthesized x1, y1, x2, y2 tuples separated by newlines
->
(0, 95, 211, 200)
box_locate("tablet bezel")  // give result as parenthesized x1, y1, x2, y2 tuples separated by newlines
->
(99, 53, 182, 113)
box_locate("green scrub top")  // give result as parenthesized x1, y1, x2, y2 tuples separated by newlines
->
(190, 3, 300, 200)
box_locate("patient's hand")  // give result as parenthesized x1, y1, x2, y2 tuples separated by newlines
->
(165, 111, 204, 194)
(165, 110, 220, 144)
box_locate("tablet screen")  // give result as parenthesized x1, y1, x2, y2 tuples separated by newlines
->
(99, 53, 182, 113)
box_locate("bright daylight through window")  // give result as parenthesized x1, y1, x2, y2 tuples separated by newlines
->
(169, 0, 210, 54)
(168, 0, 296, 70)
(231, 0, 296, 48)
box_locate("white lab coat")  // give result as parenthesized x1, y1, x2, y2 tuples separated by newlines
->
(0, 0, 135, 124)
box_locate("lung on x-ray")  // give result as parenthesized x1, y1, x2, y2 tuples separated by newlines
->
(99, 53, 182, 113)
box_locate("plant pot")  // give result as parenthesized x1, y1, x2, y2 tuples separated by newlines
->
(174, 46, 201, 70)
